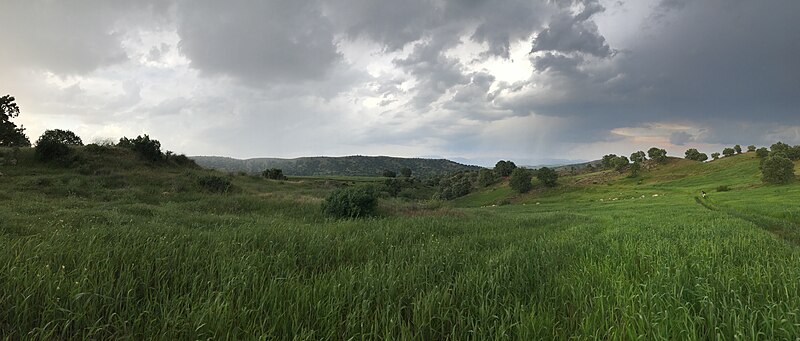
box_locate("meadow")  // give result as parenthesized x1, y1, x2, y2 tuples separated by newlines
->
(2, 147, 800, 339)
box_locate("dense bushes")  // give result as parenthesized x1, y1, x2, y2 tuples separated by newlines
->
(536, 167, 559, 187)
(34, 140, 71, 162)
(509, 168, 532, 193)
(761, 155, 795, 184)
(198, 175, 233, 193)
(262, 168, 287, 180)
(37, 129, 83, 146)
(119, 135, 163, 162)
(322, 186, 378, 218)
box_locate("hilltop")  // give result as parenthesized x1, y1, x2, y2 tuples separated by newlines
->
(191, 155, 483, 177)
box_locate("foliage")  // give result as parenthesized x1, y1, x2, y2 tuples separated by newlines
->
(36, 129, 83, 146)
(761, 155, 795, 184)
(119, 135, 163, 162)
(747, 145, 756, 152)
(381, 170, 396, 178)
(508, 168, 532, 193)
(685, 148, 708, 162)
(628, 161, 642, 178)
(197, 175, 233, 193)
(723, 148, 735, 157)
(711, 152, 720, 160)
(630, 151, 646, 163)
(321, 186, 378, 218)
(0, 95, 31, 147)
(477, 168, 499, 187)
(435, 172, 474, 200)
(647, 147, 668, 163)
(716, 185, 730, 192)
(34, 139, 71, 163)
(262, 168, 287, 180)
(494, 160, 517, 177)
(756, 147, 769, 158)
(536, 166, 558, 187)
(734, 145, 742, 154)
(400, 167, 412, 177)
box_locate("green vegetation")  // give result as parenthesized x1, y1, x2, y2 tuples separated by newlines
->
(2, 140, 800, 339)
(508, 168, 532, 193)
(0, 95, 30, 147)
(685, 148, 708, 161)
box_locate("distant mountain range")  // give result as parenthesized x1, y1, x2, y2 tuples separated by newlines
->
(191, 155, 483, 177)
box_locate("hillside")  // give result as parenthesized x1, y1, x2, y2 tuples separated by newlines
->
(191, 155, 482, 177)
(3, 147, 800, 339)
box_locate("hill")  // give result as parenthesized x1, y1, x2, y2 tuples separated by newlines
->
(191, 155, 483, 177)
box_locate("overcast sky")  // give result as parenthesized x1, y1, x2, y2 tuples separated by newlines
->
(2, 0, 798, 166)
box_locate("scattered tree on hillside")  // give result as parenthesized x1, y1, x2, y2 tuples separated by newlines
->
(761, 154, 795, 184)
(536, 167, 559, 187)
(0, 95, 31, 147)
(747, 145, 756, 152)
(477, 168, 499, 187)
(37, 129, 83, 146)
(756, 147, 769, 158)
(614, 156, 630, 173)
(262, 168, 287, 180)
(509, 168, 533, 193)
(628, 161, 642, 178)
(722, 148, 735, 157)
(647, 147, 668, 163)
(734, 145, 742, 154)
(119, 135, 163, 162)
(601, 154, 619, 169)
(494, 160, 517, 177)
(685, 148, 708, 162)
(630, 151, 647, 163)
(400, 167, 412, 177)
(382, 170, 396, 178)
(711, 152, 720, 160)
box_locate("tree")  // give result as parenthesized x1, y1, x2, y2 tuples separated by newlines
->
(630, 151, 647, 163)
(0, 95, 31, 147)
(400, 167, 412, 177)
(685, 148, 708, 162)
(601, 154, 619, 169)
(494, 160, 517, 177)
(262, 168, 287, 180)
(647, 147, 668, 163)
(761, 155, 795, 184)
(509, 168, 532, 193)
(381, 170, 396, 178)
(747, 145, 756, 152)
(536, 167, 558, 187)
(628, 161, 642, 178)
(734, 145, 742, 154)
(36, 129, 83, 146)
(119, 135, 163, 162)
(756, 147, 769, 158)
(613, 155, 630, 173)
(722, 148, 735, 157)
(477, 168, 498, 187)
(711, 152, 720, 160)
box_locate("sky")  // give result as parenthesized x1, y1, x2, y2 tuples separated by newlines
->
(1, 0, 799, 166)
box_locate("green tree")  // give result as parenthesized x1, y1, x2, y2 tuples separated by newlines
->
(382, 170, 396, 178)
(647, 147, 668, 163)
(509, 168, 532, 193)
(685, 148, 708, 162)
(322, 186, 378, 218)
(37, 129, 83, 146)
(536, 167, 558, 187)
(628, 161, 642, 178)
(477, 168, 498, 187)
(630, 151, 646, 163)
(747, 145, 756, 152)
(756, 147, 769, 158)
(613, 156, 630, 173)
(262, 168, 287, 180)
(0, 95, 31, 147)
(761, 155, 795, 184)
(722, 148, 735, 157)
(494, 160, 517, 177)
(734, 145, 742, 154)
(711, 152, 720, 160)
(400, 167, 412, 177)
(601, 154, 619, 169)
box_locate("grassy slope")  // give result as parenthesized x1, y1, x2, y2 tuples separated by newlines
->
(2, 148, 800, 339)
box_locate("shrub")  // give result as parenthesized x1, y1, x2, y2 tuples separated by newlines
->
(382, 170, 396, 178)
(34, 139, 70, 163)
(722, 148, 735, 157)
(761, 155, 795, 184)
(322, 186, 378, 218)
(262, 168, 287, 180)
(716, 185, 730, 192)
(756, 147, 769, 158)
(509, 168, 532, 193)
(477, 168, 498, 187)
(119, 135, 163, 162)
(536, 167, 559, 187)
(198, 175, 233, 193)
(37, 129, 83, 146)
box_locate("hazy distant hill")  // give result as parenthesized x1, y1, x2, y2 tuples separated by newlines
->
(191, 155, 483, 177)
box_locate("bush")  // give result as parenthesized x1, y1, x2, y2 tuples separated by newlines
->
(37, 129, 83, 146)
(761, 155, 795, 184)
(716, 185, 730, 192)
(536, 167, 559, 187)
(322, 186, 378, 218)
(509, 168, 532, 193)
(756, 147, 769, 158)
(119, 135, 163, 162)
(34, 140, 70, 163)
(262, 168, 287, 180)
(382, 170, 396, 178)
(198, 175, 233, 193)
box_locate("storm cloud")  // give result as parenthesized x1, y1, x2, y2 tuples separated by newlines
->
(1, 0, 798, 165)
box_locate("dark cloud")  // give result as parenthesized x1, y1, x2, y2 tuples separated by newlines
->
(669, 131, 693, 145)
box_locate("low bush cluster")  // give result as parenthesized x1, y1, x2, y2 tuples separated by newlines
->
(197, 175, 233, 193)
(322, 186, 378, 218)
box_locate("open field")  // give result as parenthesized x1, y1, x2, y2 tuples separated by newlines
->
(2, 148, 800, 339)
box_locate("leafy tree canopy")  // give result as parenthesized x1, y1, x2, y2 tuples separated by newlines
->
(0, 95, 31, 147)
(37, 129, 83, 146)
(536, 167, 558, 187)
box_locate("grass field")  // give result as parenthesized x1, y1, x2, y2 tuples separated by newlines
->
(2, 148, 800, 339)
